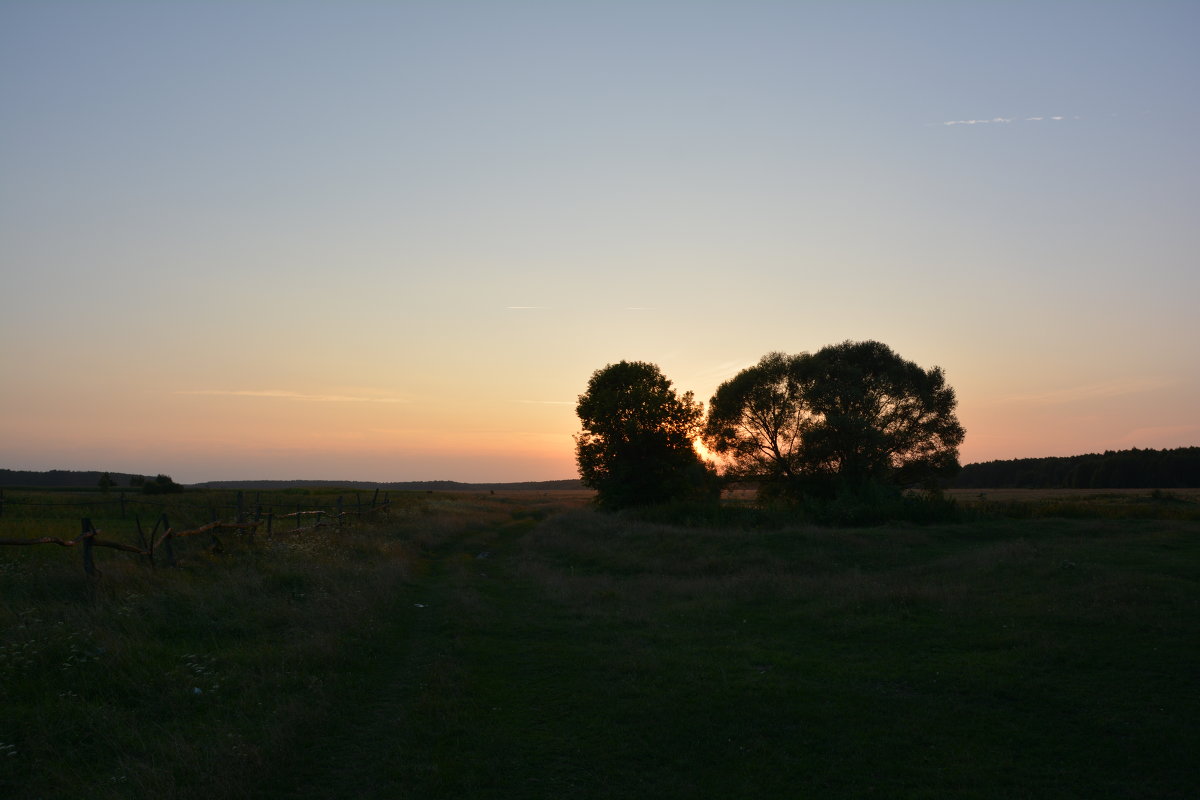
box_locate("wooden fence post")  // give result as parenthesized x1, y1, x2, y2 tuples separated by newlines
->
(81, 518, 98, 578)
(0, 488, 4, 516)
(119, 491, 126, 518)
(236, 491, 244, 524)
(209, 509, 222, 554)
(371, 488, 379, 509)
(161, 513, 175, 567)
(266, 509, 273, 535)
(336, 496, 343, 528)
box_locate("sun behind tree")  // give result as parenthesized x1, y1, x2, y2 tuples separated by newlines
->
(575, 361, 717, 509)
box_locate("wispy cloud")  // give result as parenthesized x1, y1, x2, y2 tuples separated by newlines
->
(504, 305, 661, 312)
(938, 115, 1077, 127)
(176, 389, 407, 403)
(995, 377, 1174, 406)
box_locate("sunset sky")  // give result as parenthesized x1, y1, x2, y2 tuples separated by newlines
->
(2, 1, 1197, 484)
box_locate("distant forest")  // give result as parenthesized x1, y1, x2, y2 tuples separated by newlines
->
(950, 447, 1200, 489)
(0, 469, 145, 489)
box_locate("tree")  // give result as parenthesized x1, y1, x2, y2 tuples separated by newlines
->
(704, 341, 964, 498)
(97, 472, 115, 492)
(575, 361, 716, 509)
(703, 351, 814, 494)
(801, 340, 964, 492)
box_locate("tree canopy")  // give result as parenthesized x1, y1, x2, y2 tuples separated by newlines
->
(705, 341, 964, 498)
(575, 361, 715, 509)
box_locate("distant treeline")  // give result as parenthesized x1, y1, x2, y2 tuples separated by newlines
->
(0, 469, 146, 489)
(951, 447, 1200, 489)
(192, 479, 586, 492)
(9, 450, 1199, 492)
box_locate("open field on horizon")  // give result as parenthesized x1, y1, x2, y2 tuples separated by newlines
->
(2, 489, 1197, 798)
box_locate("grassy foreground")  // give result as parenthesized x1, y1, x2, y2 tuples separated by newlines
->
(2, 489, 1198, 798)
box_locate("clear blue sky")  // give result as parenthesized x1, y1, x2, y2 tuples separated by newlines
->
(2, 1, 1197, 482)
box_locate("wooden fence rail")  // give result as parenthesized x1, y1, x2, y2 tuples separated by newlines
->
(0, 497, 392, 577)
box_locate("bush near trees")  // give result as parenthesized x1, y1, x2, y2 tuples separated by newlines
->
(142, 474, 184, 494)
(575, 361, 717, 509)
(705, 340, 964, 503)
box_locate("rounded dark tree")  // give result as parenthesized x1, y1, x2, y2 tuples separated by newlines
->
(802, 340, 964, 492)
(575, 361, 715, 509)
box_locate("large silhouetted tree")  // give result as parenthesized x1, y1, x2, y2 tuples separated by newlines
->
(803, 340, 964, 491)
(705, 341, 964, 499)
(575, 361, 715, 509)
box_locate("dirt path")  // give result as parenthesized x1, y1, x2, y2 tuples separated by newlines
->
(249, 504, 540, 798)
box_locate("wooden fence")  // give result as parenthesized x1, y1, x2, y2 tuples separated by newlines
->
(0, 492, 393, 577)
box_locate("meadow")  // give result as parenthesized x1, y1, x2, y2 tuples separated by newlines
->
(1, 487, 1197, 798)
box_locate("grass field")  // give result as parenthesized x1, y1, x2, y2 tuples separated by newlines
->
(2, 488, 1197, 798)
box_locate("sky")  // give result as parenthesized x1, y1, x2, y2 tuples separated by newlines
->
(1, 0, 1197, 483)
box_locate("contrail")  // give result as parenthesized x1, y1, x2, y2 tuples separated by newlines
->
(938, 115, 1077, 127)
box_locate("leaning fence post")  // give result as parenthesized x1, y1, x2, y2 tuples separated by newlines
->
(135, 514, 149, 553)
(371, 488, 379, 509)
(81, 518, 98, 578)
(148, 514, 161, 567)
(336, 496, 343, 528)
